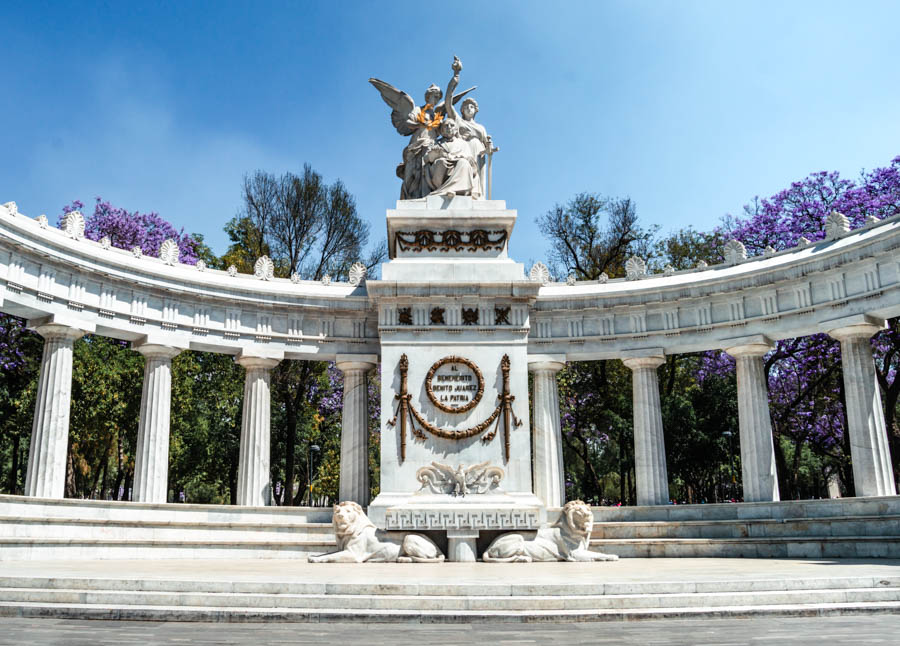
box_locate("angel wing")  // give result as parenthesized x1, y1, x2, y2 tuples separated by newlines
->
(369, 78, 417, 136)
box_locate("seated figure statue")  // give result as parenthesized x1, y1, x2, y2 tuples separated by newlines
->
(308, 501, 445, 563)
(482, 500, 619, 563)
(425, 118, 480, 198)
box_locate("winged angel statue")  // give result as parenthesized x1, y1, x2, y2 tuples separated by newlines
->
(370, 57, 496, 200)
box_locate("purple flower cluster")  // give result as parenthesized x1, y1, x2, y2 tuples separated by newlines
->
(700, 156, 900, 455)
(59, 198, 200, 265)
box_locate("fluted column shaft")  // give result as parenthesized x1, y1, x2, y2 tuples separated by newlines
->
(337, 358, 376, 505)
(529, 360, 566, 507)
(25, 324, 85, 498)
(236, 356, 280, 506)
(132, 345, 181, 503)
(726, 343, 780, 502)
(829, 324, 897, 497)
(623, 356, 669, 506)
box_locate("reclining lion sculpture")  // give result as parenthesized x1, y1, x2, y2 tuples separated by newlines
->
(482, 500, 619, 562)
(308, 501, 445, 563)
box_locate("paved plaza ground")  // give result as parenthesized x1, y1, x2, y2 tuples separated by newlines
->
(0, 615, 899, 645)
(4, 556, 900, 586)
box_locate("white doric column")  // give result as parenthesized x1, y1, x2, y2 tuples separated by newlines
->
(336, 354, 377, 506)
(827, 318, 897, 497)
(726, 338, 780, 502)
(132, 344, 181, 503)
(236, 355, 280, 506)
(528, 356, 566, 507)
(25, 323, 85, 499)
(622, 354, 669, 506)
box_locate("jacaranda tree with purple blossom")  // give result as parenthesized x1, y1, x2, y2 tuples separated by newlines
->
(707, 156, 900, 496)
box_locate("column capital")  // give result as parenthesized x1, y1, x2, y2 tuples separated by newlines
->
(336, 353, 378, 373)
(236, 355, 280, 370)
(31, 323, 86, 343)
(134, 343, 182, 360)
(622, 355, 665, 370)
(822, 314, 886, 341)
(725, 335, 774, 358)
(528, 354, 566, 373)
(27, 313, 95, 338)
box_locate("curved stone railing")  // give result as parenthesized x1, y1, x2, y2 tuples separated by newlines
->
(529, 214, 900, 359)
(0, 202, 377, 360)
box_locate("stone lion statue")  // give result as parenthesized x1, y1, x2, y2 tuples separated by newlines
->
(308, 501, 445, 563)
(482, 500, 618, 563)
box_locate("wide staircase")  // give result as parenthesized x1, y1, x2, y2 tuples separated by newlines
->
(0, 494, 336, 561)
(590, 496, 900, 558)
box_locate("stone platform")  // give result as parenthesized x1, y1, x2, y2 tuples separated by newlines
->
(0, 558, 899, 623)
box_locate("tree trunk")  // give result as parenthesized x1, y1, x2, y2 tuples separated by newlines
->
(8, 434, 19, 493)
(65, 446, 77, 498)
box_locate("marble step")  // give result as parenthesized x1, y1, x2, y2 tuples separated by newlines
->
(0, 494, 334, 524)
(592, 515, 900, 539)
(592, 536, 900, 558)
(0, 537, 336, 561)
(0, 516, 336, 541)
(1, 585, 900, 611)
(2, 599, 900, 623)
(3, 572, 897, 596)
(591, 495, 900, 523)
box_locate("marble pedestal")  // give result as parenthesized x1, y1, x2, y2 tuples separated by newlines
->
(368, 197, 544, 560)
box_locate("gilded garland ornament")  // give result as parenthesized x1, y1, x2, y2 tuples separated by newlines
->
(387, 353, 521, 463)
(425, 355, 485, 413)
(396, 229, 507, 253)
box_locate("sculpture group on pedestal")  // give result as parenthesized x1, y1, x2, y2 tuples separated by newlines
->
(371, 56, 497, 200)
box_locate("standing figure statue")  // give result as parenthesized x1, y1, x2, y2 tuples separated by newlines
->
(370, 57, 496, 200)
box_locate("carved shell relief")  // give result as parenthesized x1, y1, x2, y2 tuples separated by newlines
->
(62, 210, 85, 240)
(625, 256, 647, 280)
(348, 261, 367, 286)
(529, 262, 551, 285)
(723, 239, 747, 265)
(159, 239, 180, 266)
(254, 255, 274, 281)
(825, 210, 850, 240)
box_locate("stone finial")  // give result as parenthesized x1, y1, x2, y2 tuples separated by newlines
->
(696, 260, 708, 269)
(866, 214, 880, 225)
(290, 271, 301, 284)
(131, 246, 143, 258)
(764, 245, 776, 257)
(348, 262, 367, 286)
(227, 264, 238, 277)
(254, 256, 274, 281)
(62, 210, 86, 240)
(663, 264, 675, 277)
(825, 211, 850, 240)
(598, 272, 609, 284)
(36, 214, 48, 229)
(529, 262, 551, 285)
(797, 236, 811, 248)
(566, 274, 576, 286)
(2, 201, 18, 216)
(100, 236, 112, 250)
(196, 259, 207, 272)
(625, 256, 647, 280)
(723, 239, 747, 265)
(322, 274, 332, 286)
(159, 239, 180, 266)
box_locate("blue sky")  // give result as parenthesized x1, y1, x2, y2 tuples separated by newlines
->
(3, 1, 899, 268)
